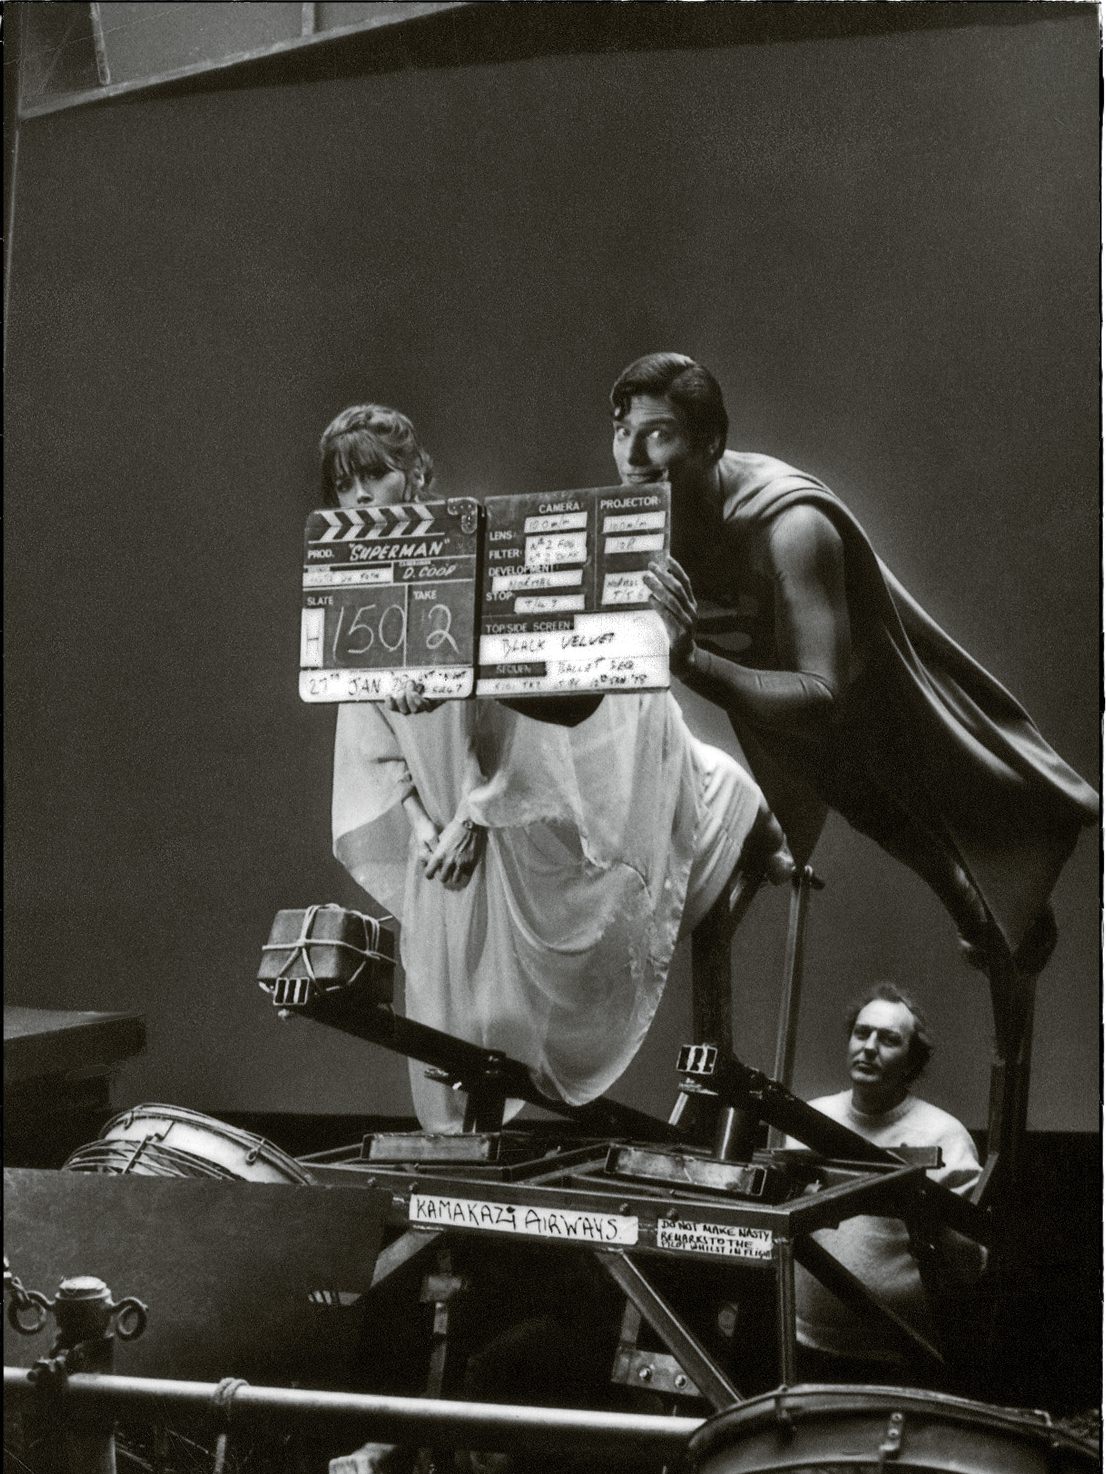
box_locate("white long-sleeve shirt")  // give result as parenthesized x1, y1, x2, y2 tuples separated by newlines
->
(789, 1090, 985, 1363)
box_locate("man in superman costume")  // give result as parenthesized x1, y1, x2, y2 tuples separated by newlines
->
(614, 352, 1097, 1154)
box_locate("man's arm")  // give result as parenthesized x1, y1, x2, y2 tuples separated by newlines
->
(647, 506, 855, 728)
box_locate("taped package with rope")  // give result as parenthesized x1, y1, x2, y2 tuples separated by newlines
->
(258, 904, 396, 1010)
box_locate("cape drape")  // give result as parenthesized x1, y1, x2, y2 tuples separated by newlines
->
(718, 453, 1098, 954)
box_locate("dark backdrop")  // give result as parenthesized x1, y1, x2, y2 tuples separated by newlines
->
(5, 5, 1099, 1129)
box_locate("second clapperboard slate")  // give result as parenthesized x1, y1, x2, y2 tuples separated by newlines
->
(476, 483, 670, 696)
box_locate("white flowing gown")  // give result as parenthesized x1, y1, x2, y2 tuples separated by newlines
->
(333, 693, 767, 1130)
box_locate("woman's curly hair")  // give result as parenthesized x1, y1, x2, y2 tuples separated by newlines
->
(319, 403, 435, 506)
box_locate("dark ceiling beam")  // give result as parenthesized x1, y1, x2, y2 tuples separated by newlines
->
(16, 1, 1086, 124)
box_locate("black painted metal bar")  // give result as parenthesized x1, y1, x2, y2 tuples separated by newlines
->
(773, 869, 818, 1092)
(792, 1235, 945, 1370)
(772, 1236, 798, 1386)
(598, 1252, 743, 1411)
(784, 1164, 925, 1236)
(703, 1054, 989, 1243)
(282, 989, 683, 1143)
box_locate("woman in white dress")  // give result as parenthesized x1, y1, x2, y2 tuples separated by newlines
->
(322, 404, 792, 1130)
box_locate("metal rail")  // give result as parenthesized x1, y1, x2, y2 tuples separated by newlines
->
(4, 1367, 703, 1457)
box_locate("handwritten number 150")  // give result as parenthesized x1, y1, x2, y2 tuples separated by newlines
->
(332, 602, 407, 662)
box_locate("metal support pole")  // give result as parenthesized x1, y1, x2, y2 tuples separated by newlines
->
(981, 960, 1038, 1393)
(985, 963, 1037, 1190)
(685, 868, 768, 1140)
(773, 866, 819, 1089)
(460, 1076, 507, 1135)
(767, 866, 823, 1148)
(88, 4, 112, 85)
(772, 1237, 798, 1387)
(4, 2, 22, 375)
(711, 1103, 758, 1163)
(3, 1367, 702, 1459)
(50, 1284, 117, 1474)
(420, 1248, 470, 1402)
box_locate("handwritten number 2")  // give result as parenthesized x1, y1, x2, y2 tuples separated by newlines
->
(426, 603, 460, 654)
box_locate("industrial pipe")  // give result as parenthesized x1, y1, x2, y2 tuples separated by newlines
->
(5, 1367, 703, 1457)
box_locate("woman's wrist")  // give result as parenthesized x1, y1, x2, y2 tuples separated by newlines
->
(459, 817, 486, 847)
(402, 792, 428, 823)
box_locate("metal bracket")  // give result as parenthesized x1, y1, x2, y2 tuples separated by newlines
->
(611, 1345, 702, 1400)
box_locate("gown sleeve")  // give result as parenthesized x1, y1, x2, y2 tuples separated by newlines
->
(331, 703, 420, 919)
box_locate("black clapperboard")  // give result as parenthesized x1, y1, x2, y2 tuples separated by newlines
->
(299, 499, 481, 702)
(299, 485, 671, 701)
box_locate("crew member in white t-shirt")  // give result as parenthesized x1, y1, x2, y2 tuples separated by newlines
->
(792, 983, 986, 1383)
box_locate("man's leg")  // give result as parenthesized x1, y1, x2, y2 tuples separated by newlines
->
(680, 737, 796, 1059)
(835, 788, 1042, 1179)
(727, 714, 829, 869)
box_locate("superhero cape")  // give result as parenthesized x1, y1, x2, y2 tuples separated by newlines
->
(718, 453, 1098, 954)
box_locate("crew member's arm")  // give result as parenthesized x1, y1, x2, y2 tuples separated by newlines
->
(645, 506, 854, 729)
